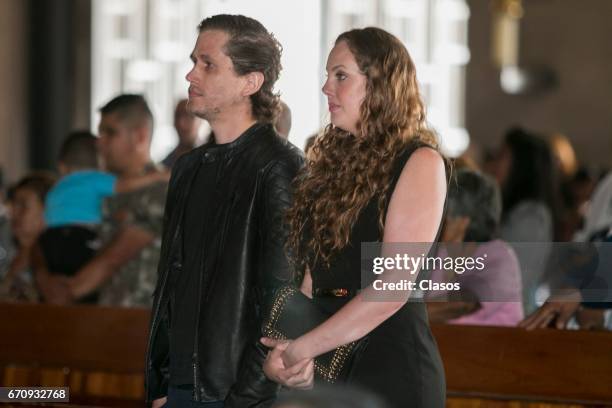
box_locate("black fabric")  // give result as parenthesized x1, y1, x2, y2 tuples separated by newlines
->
(146, 123, 303, 404)
(169, 160, 220, 385)
(310, 143, 446, 408)
(38, 226, 99, 304)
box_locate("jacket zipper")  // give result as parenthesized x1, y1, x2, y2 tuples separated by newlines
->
(144, 247, 176, 401)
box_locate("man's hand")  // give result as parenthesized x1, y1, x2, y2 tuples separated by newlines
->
(151, 396, 167, 408)
(261, 338, 314, 390)
(519, 288, 582, 330)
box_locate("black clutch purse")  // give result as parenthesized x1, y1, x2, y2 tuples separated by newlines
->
(262, 285, 367, 384)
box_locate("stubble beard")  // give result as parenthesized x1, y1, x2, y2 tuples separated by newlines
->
(189, 101, 220, 122)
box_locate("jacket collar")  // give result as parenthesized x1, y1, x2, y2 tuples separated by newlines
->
(202, 122, 270, 161)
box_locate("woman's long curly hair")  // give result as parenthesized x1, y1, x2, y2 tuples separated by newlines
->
(286, 27, 439, 277)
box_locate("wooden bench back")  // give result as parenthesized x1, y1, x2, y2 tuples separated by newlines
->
(0, 302, 149, 406)
(432, 324, 612, 406)
(2, 302, 612, 407)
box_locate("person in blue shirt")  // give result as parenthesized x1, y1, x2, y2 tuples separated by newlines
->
(45, 131, 166, 227)
(35, 131, 167, 303)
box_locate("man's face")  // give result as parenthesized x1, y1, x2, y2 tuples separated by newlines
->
(185, 30, 248, 121)
(97, 112, 137, 174)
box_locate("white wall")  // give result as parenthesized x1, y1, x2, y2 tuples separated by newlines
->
(203, 0, 323, 150)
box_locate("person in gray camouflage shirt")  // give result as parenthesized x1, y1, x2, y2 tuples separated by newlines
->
(96, 171, 166, 307)
(41, 95, 168, 308)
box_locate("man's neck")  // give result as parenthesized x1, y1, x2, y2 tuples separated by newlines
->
(210, 115, 258, 145)
(177, 140, 197, 151)
(117, 157, 151, 180)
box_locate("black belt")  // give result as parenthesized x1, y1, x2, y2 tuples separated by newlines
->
(312, 288, 359, 298)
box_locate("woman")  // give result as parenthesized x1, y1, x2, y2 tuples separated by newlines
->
(426, 169, 524, 327)
(262, 28, 447, 408)
(486, 127, 557, 313)
(0, 172, 55, 301)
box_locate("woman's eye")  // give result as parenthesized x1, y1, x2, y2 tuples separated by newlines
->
(336, 72, 347, 80)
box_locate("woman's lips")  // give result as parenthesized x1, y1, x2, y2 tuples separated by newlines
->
(328, 103, 340, 112)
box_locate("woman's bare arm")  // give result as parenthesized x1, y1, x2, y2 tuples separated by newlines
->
(279, 147, 446, 365)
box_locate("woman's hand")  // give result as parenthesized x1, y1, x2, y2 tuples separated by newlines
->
(261, 337, 314, 389)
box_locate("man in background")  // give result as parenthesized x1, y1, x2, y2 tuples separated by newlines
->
(162, 98, 202, 168)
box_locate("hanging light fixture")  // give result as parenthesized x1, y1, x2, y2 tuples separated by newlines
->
(490, 0, 557, 94)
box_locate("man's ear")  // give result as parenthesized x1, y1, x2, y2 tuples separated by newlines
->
(242, 71, 264, 97)
(133, 125, 152, 151)
(58, 162, 69, 176)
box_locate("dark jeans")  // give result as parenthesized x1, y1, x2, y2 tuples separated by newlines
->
(164, 386, 224, 408)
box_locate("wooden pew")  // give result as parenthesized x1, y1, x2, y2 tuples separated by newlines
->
(432, 324, 612, 407)
(0, 302, 150, 407)
(1, 302, 612, 407)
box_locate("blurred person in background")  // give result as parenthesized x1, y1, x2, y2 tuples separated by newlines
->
(40, 94, 168, 308)
(35, 131, 167, 304)
(485, 127, 558, 314)
(275, 100, 292, 139)
(548, 132, 594, 241)
(0, 172, 55, 301)
(426, 169, 524, 326)
(0, 168, 12, 279)
(521, 154, 612, 330)
(162, 98, 202, 169)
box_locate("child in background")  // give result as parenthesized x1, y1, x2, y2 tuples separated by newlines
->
(35, 131, 168, 303)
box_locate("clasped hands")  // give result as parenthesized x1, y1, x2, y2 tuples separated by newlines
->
(260, 337, 314, 390)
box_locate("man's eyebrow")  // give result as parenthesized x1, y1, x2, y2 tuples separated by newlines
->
(190, 53, 214, 61)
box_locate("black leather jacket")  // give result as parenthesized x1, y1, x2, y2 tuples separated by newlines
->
(145, 123, 303, 405)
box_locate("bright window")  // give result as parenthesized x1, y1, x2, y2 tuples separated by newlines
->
(92, 0, 469, 158)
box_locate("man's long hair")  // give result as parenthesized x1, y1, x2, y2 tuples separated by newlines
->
(198, 14, 282, 124)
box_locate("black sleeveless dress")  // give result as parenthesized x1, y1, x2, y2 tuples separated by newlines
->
(310, 144, 446, 408)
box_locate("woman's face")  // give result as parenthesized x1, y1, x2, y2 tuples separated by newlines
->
(322, 41, 367, 135)
(486, 144, 512, 187)
(9, 188, 45, 245)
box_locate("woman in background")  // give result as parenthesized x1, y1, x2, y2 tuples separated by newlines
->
(0, 172, 55, 301)
(486, 127, 557, 313)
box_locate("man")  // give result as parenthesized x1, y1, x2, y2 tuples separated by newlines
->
(39, 94, 168, 307)
(274, 100, 292, 139)
(145, 15, 303, 408)
(162, 99, 202, 168)
(520, 172, 612, 330)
